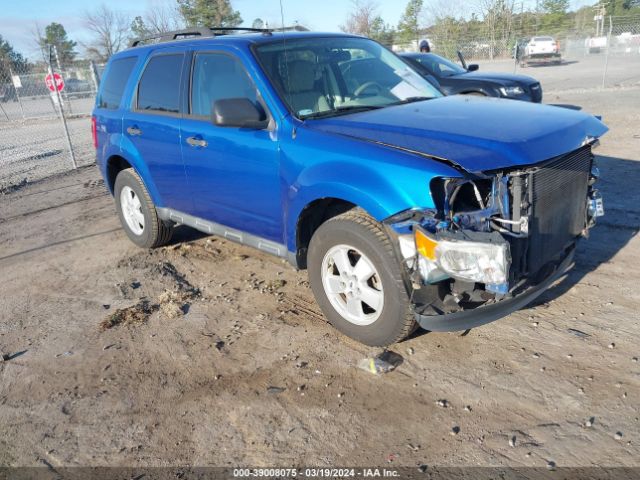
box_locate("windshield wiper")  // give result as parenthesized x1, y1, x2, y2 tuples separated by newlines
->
(389, 96, 433, 106)
(302, 105, 384, 120)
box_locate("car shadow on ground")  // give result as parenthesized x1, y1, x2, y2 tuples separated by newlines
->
(529, 154, 640, 306)
(167, 224, 210, 245)
(522, 60, 579, 68)
(409, 154, 640, 340)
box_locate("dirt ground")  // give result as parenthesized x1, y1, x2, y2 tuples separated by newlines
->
(1, 88, 639, 471)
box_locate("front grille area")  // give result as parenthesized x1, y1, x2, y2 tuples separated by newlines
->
(525, 146, 592, 275)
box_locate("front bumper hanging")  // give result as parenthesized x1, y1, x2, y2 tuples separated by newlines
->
(413, 248, 574, 332)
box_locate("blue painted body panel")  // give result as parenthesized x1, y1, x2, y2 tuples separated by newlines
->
(93, 32, 608, 256)
(180, 44, 284, 242)
(308, 95, 608, 172)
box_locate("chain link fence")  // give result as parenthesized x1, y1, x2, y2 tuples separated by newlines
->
(0, 60, 103, 192)
(393, 14, 640, 90)
(1, 16, 640, 193)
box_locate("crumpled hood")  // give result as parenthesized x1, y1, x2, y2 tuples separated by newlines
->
(306, 95, 608, 173)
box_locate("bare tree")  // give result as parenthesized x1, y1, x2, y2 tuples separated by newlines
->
(145, 0, 183, 33)
(423, 0, 464, 25)
(476, 0, 516, 58)
(31, 23, 49, 64)
(340, 0, 379, 37)
(83, 4, 130, 62)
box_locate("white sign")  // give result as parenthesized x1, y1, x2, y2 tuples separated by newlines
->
(11, 75, 22, 89)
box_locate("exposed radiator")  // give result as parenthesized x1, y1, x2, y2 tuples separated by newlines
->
(526, 146, 592, 275)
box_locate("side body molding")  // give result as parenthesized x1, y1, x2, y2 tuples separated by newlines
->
(156, 207, 293, 263)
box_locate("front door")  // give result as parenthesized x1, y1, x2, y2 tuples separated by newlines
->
(181, 50, 282, 244)
(123, 50, 192, 213)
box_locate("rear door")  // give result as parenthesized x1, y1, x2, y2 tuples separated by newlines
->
(123, 49, 192, 213)
(180, 49, 282, 243)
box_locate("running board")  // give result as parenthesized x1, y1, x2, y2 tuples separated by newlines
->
(156, 207, 290, 260)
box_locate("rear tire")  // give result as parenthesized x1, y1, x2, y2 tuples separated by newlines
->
(114, 168, 172, 248)
(308, 209, 417, 346)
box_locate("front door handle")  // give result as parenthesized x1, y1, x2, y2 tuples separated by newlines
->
(127, 126, 142, 136)
(186, 136, 208, 148)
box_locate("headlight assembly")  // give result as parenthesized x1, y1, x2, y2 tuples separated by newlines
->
(415, 228, 510, 285)
(499, 85, 525, 97)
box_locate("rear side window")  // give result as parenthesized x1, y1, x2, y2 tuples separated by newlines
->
(137, 54, 184, 113)
(190, 53, 257, 117)
(98, 57, 137, 109)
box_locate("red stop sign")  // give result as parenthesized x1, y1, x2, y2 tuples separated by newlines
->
(45, 72, 65, 92)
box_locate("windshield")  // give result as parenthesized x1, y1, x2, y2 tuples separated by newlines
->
(254, 37, 442, 119)
(412, 54, 467, 77)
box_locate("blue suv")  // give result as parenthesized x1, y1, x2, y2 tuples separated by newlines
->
(93, 29, 607, 346)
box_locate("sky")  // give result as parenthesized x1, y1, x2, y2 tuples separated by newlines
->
(1, 0, 596, 59)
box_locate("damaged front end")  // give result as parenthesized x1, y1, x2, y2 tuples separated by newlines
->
(385, 142, 604, 332)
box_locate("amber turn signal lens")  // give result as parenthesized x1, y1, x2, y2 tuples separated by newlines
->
(415, 229, 438, 261)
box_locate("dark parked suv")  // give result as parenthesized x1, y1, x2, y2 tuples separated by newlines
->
(93, 29, 607, 346)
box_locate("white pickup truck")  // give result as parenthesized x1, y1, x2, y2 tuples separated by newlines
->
(520, 36, 562, 66)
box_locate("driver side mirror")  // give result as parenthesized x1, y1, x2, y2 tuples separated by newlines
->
(212, 98, 269, 129)
(467, 64, 479, 72)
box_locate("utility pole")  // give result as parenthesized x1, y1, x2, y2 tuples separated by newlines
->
(593, 2, 608, 37)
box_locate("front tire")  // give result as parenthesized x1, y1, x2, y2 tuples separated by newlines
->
(114, 168, 172, 248)
(308, 210, 417, 346)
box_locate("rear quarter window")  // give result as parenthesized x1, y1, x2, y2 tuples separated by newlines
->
(98, 56, 137, 110)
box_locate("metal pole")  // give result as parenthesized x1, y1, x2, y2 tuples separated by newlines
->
(602, 16, 612, 89)
(0, 102, 9, 121)
(9, 68, 26, 120)
(54, 45, 73, 115)
(89, 60, 100, 92)
(48, 45, 77, 170)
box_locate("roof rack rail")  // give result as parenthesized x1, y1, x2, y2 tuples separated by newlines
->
(129, 25, 309, 48)
(129, 28, 214, 48)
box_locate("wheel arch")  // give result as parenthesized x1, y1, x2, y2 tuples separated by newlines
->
(104, 153, 163, 206)
(460, 89, 490, 96)
(292, 197, 358, 269)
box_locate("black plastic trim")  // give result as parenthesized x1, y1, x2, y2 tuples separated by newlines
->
(414, 248, 575, 332)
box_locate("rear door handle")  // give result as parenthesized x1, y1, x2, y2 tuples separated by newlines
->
(186, 136, 208, 148)
(127, 126, 142, 136)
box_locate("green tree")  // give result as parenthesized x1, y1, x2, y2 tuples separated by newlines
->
(608, 0, 636, 15)
(397, 0, 424, 45)
(38, 22, 77, 67)
(0, 35, 29, 79)
(541, 0, 569, 14)
(252, 18, 264, 29)
(131, 16, 152, 39)
(177, 0, 242, 28)
(370, 16, 395, 45)
(539, 0, 569, 33)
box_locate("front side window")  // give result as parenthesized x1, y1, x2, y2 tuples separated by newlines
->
(99, 56, 137, 110)
(137, 54, 184, 113)
(254, 37, 442, 119)
(191, 53, 257, 117)
(414, 55, 466, 77)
